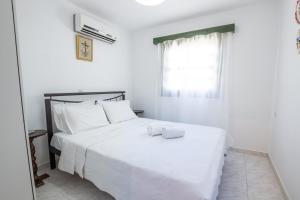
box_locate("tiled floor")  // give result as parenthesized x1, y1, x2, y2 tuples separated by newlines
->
(36, 150, 286, 200)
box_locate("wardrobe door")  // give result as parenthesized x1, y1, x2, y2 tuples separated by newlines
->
(0, 0, 34, 199)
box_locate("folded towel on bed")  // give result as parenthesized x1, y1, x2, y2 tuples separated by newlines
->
(161, 128, 185, 139)
(147, 123, 164, 136)
(147, 123, 185, 139)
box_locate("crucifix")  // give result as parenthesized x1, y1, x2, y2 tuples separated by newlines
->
(81, 41, 89, 57)
(76, 35, 92, 61)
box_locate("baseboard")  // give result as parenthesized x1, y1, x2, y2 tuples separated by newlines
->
(38, 156, 59, 171)
(230, 147, 268, 157)
(268, 155, 290, 200)
(38, 162, 50, 171)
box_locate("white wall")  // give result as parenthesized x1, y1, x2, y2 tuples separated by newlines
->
(270, 0, 300, 199)
(15, 0, 133, 166)
(132, 0, 279, 153)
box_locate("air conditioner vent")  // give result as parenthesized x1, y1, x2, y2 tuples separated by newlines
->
(81, 28, 116, 43)
(83, 24, 99, 32)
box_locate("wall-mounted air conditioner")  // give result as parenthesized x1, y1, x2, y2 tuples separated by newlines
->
(74, 14, 116, 44)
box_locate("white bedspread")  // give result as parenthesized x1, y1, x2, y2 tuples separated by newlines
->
(57, 118, 226, 200)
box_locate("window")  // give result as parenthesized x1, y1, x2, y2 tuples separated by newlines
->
(160, 33, 222, 98)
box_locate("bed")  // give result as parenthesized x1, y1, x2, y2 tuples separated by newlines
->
(44, 91, 226, 200)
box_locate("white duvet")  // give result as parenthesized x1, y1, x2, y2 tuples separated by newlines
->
(58, 118, 226, 200)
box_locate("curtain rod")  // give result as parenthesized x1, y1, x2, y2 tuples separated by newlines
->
(153, 24, 235, 45)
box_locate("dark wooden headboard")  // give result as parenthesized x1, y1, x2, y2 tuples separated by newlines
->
(44, 91, 125, 169)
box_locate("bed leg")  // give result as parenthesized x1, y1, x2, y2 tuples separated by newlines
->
(49, 152, 56, 169)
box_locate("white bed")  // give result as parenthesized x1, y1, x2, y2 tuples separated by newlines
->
(51, 118, 226, 200)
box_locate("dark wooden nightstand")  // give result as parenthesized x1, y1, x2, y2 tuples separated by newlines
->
(134, 110, 144, 117)
(29, 130, 49, 187)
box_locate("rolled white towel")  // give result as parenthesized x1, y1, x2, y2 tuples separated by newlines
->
(162, 128, 185, 139)
(147, 123, 165, 136)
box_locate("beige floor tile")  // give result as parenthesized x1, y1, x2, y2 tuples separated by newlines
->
(245, 153, 286, 200)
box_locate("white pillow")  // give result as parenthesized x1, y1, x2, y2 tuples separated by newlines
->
(102, 100, 137, 123)
(52, 100, 97, 133)
(53, 104, 70, 133)
(63, 104, 109, 134)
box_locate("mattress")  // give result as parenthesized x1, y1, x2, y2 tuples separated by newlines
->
(53, 118, 226, 200)
(50, 132, 70, 151)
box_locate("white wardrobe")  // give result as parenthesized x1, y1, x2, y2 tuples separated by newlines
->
(0, 0, 34, 199)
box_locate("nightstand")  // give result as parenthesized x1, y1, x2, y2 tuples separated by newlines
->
(134, 110, 144, 117)
(29, 130, 49, 187)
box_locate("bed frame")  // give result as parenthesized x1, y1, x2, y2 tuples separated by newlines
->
(44, 91, 125, 169)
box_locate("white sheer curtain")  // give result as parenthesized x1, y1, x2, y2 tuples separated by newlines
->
(155, 32, 233, 145)
(160, 33, 222, 98)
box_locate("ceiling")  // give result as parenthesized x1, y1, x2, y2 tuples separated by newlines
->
(69, 0, 262, 30)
